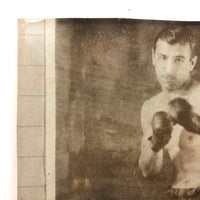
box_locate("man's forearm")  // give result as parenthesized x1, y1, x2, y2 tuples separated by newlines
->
(139, 147, 163, 177)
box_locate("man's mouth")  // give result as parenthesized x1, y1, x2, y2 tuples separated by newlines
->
(160, 76, 179, 91)
(162, 76, 177, 83)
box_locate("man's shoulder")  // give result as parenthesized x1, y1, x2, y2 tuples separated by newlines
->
(141, 92, 165, 118)
(140, 93, 164, 129)
(188, 82, 200, 112)
(142, 92, 164, 109)
(191, 82, 200, 95)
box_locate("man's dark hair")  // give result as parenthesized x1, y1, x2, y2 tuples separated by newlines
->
(154, 25, 198, 58)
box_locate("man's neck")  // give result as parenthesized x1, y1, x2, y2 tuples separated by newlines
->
(163, 81, 199, 99)
(162, 91, 180, 101)
(162, 80, 196, 99)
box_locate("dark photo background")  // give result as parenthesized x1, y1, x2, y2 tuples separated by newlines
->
(56, 19, 200, 200)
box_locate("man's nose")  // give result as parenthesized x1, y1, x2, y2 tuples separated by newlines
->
(165, 59, 175, 74)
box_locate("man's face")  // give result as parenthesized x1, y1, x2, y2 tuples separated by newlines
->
(152, 39, 197, 92)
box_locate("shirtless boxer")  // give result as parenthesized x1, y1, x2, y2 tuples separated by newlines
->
(139, 25, 200, 200)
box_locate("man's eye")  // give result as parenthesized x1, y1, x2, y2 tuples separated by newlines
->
(159, 55, 167, 60)
(174, 58, 183, 63)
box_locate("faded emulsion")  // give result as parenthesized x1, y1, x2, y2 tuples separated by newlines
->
(56, 19, 200, 200)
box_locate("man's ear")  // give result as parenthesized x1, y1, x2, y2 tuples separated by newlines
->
(190, 56, 198, 71)
(152, 49, 155, 65)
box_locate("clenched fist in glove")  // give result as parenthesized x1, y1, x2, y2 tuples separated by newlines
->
(149, 111, 173, 152)
(168, 97, 200, 134)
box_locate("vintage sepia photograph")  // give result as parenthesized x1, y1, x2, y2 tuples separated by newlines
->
(18, 18, 200, 200)
(55, 19, 200, 200)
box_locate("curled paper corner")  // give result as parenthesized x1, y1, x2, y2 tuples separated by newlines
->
(25, 19, 44, 23)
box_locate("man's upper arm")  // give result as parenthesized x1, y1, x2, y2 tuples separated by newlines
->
(139, 98, 164, 176)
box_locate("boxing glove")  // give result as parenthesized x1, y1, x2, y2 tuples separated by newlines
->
(149, 111, 173, 152)
(168, 98, 200, 134)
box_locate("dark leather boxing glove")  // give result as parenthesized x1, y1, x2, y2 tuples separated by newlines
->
(168, 98, 200, 134)
(149, 111, 173, 152)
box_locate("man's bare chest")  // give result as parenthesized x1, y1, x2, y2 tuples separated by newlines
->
(165, 125, 200, 160)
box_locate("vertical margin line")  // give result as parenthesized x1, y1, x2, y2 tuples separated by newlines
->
(44, 19, 47, 200)
(45, 19, 56, 200)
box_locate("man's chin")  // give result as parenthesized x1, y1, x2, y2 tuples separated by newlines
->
(163, 86, 177, 93)
(161, 82, 178, 92)
(161, 81, 193, 93)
